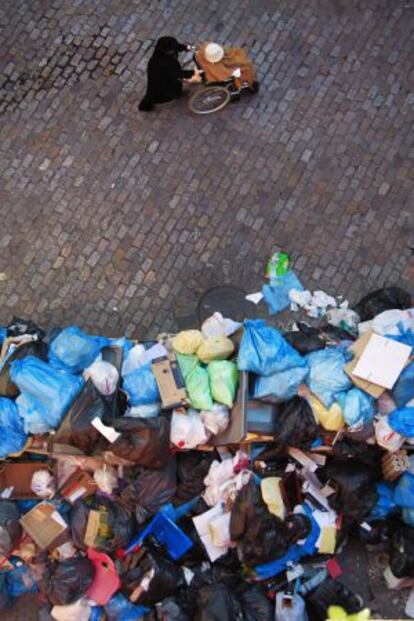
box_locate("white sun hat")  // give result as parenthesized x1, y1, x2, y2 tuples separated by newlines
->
(205, 42, 224, 64)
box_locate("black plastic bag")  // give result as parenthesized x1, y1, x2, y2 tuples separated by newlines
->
(230, 478, 289, 565)
(275, 396, 318, 450)
(324, 459, 380, 526)
(174, 451, 216, 506)
(0, 339, 48, 398)
(120, 458, 177, 524)
(241, 584, 273, 621)
(156, 597, 191, 621)
(284, 331, 325, 355)
(70, 496, 134, 552)
(331, 438, 383, 468)
(41, 558, 94, 605)
(53, 379, 108, 454)
(122, 550, 185, 606)
(195, 583, 244, 621)
(111, 416, 171, 469)
(354, 286, 411, 321)
(0, 500, 21, 556)
(305, 579, 363, 621)
(7, 316, 45, 339)
(390, 525, 414, 578)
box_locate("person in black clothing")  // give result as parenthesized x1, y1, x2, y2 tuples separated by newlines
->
(139, 36, 202, 111)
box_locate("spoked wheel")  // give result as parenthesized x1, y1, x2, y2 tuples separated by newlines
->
(189, 86, 231, 114)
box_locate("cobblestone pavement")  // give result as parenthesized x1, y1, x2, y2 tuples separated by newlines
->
(0, 0, 413, 618)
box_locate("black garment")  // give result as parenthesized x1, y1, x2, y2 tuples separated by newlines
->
(139, 37, 194, 111)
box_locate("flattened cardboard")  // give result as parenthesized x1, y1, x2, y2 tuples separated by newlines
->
(152, 354, 188, 409)
(352, 333, 411, 389)
(60, 469, 97, 505)
(20, 502, 69, 550)
(345, 331, 385, 398)
(0, 462, 52, 500)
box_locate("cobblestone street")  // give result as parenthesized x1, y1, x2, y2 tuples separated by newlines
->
(0, 0, 413, 618)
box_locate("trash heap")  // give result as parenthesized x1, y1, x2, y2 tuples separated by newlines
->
(0, 283, 413, 621)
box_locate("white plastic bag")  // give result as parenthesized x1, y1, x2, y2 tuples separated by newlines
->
(201, 312, 242, 339)
(203, 451, 250, 506)
(326, 307, 360, 332)
(170, 409, 210, 449)
(51, 598, 91, 621)
(127, 403, 160, 418)
(200, 404, 230, 435)
(372, 308, 414, 336)
(31, 470, 55, 499)
(375, 416, 405, 452)
(121, 344, 146, 376)
(209, 511, 232, 547)
(94, 465, 118, 494)
(83, 360, 119, 396)
(275, 593, 308, 621)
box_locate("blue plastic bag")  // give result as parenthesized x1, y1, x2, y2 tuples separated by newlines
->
(123, 364, 160, 406)
(395, 472, 414, 509)
(10, 356, 84, 433)
(105, 593, 148, 621)
(386, 326, 414, 349)
(262, 270, 304, 315)
(6, 559, 38, 597)
(337, 388, 375, 427)
(49, 326, 109, 374)
(369, 482, 397, 519)
(0, 398, 27, 458)
(392, 361, 414, 408)
(305, 348, 352, 407)
(389, 405, 414, 436)
(238, 320, 306, 377)
(402, 508, 414, 527)
(254, 365, 309, 401)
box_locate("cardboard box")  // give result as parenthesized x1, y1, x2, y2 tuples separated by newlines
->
(20, 502, 69, 550)
(152, 354, 188, 409)
(0, 462, 52, 500)
(60, 469, 97, 505)
(345, 331, 386, 398)
(352, 332, 411, 389)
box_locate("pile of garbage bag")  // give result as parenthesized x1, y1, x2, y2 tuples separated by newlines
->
(0, 282, 413, 621)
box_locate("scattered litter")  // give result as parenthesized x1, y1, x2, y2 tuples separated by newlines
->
(0, 277, 411, 620)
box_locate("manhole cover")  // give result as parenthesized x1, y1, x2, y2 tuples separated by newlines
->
(197, 285, 257, 324)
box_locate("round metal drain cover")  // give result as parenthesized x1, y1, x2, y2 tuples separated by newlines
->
(197, 285, 257, 324)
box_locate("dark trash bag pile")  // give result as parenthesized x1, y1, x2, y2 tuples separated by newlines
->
(0, 285, 413, 621)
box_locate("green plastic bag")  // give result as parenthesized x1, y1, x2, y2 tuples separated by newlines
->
(186, 364, 213, 411)
(176, 353, 198, 380)
(208, 360, 239, 407)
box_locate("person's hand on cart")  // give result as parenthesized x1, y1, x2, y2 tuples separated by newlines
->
(184, 68, 203, 84)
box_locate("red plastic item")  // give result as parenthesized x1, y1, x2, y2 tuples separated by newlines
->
(85, 548, 121, 605)
(326, 557, 343, 580)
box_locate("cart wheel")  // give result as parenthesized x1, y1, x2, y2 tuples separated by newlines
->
(189, 86, 231, 114)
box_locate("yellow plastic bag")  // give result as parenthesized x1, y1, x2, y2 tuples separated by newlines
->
(197, 337, 234, 364)
(310, 394, 344, 431)
(260, 477, 285, 520)
(172, 330, 203, 355)
(328, 606, 370, 621)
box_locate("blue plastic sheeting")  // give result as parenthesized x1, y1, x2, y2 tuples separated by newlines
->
(392, 361, 414, 408)
(123, 364, 160, 406)
(0, 397, 27, 458)
(238, 320, 306, 377)
(254, 365, 309, 401)
(337, 388, 375, 427)
(305, 348, 352, 408)
(388, 405, 414, 437)
(6, 560, 38, 597)
(105, 593, 149, 621)
(10, 356, 84, 434)
(253, 505, 320, 580)
(49, 326, 110, 374)
(369, 482, 397, 519)
(262, 270, 304, 315)
(394, 472, 414, 509)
